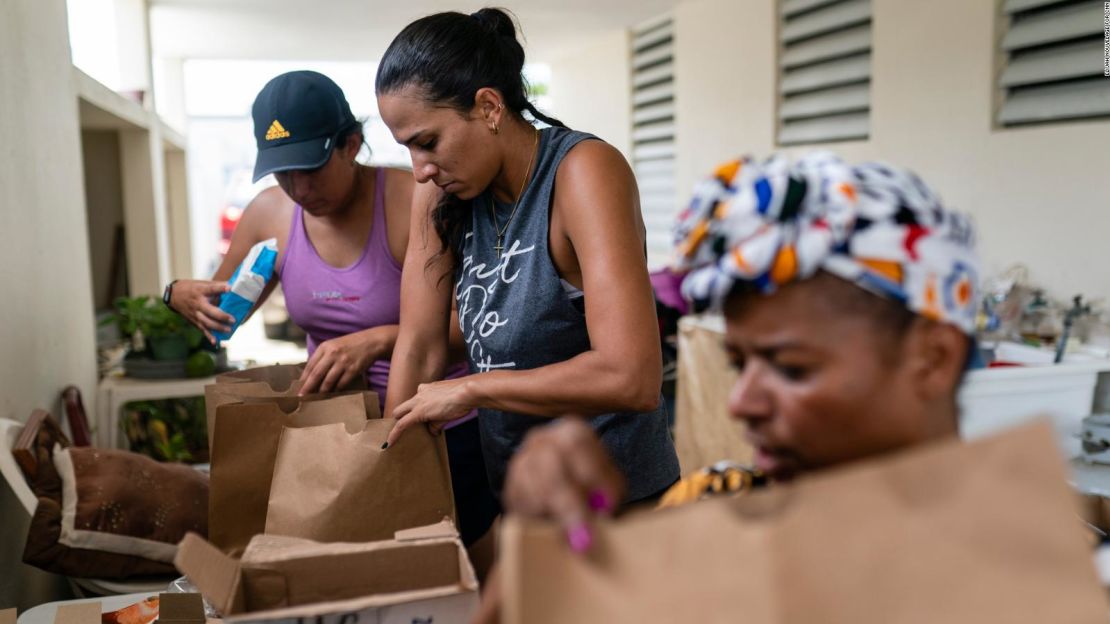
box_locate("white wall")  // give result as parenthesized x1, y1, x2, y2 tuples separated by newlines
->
(673, 0, 777, 199)
(113, 0, 152, 95)
(0, 0, 99, 425)
(548, 31, 634, 161)
(672, 0, 1110, 302)
(549, 0, 1110, 302)
(0, 0, 96, 607)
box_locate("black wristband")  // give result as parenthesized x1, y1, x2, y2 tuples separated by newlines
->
(163, 280, 178, 309)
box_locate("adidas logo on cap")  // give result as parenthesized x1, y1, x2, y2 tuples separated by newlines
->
(265, 120, 291, 141)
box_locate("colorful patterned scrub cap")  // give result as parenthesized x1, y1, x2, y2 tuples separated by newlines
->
(673, 152, 980, 335)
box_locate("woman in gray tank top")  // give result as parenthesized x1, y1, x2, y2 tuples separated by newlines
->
(376, 9, 680, 510)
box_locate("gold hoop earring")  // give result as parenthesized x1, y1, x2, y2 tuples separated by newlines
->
(491, 103, 504, 134)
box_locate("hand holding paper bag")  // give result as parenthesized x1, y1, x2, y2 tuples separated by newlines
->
(503, 418, 626, 550)
(501, 422, 1108, 624)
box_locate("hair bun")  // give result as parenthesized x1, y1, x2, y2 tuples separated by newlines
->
(470, 7, 517, 39)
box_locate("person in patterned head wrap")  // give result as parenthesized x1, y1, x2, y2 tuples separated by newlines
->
(463, 152, 982, 623)
(674, 151, 979, 332)
(495, 151, 981, 548)
(668, 151, 979, 485)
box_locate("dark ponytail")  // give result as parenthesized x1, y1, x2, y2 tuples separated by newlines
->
(376, 8, 566, 273)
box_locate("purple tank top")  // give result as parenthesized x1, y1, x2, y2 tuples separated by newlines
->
(280, 168, 401, 408)
(279, 168, 468, 415)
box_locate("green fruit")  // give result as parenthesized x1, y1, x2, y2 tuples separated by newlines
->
(185, 351, 217, 378)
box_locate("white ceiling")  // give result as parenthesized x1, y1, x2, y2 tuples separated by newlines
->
(149, 0, 684, 65)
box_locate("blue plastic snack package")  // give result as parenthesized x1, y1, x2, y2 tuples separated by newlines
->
(213, 238, 278, 341)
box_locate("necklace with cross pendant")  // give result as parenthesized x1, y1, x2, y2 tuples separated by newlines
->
(489, 127, 539, 259)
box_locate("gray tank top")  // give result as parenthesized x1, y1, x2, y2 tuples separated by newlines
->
(454, 125, 680, 502)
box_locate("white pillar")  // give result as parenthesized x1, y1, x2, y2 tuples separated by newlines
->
(119, 125, 172, 294)
(0, 0, 99, 607)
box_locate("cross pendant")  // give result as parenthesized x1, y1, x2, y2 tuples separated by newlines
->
(494, 237, 504, 258)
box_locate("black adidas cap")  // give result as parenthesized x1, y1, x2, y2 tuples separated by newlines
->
(250, 70, 358, 183)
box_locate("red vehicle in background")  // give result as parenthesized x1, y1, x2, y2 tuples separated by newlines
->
(217, 172, 304, 343)
(217, 205, 242, 257)
(216, 170, 268, 256)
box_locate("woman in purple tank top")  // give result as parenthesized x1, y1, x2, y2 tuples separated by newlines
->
(164, 71, 501, 559)
(167, 70, 425, 399)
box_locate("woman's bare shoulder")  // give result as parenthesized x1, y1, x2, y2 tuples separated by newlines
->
(382, 166, 416, 196)
(241, 185, 295, 239)
(381, 166, 417, 218)
(559, 139, 632, 180)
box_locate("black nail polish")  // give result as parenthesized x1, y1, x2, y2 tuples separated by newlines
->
(381, 442, 389, 450)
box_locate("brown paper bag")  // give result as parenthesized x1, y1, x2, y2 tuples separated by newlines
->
(208, 391, 380, 555)
(675, 316, 753, 475)
(502, 421, 1108, 624)
(204, 363, 367, 447)
(205, 364, 305, 448)
(265, 419, 456, 544)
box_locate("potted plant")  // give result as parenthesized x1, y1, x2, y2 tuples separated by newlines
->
(145, 300, 203, 360)
(103, 295, 205, 361)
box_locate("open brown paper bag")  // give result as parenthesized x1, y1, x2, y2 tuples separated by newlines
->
(205, 365, 305, 441)
(208, 391, 380, 554)
(265, 418, 456, 544)
(502, 421, 1108, 624)
(204, 363, 367, 447)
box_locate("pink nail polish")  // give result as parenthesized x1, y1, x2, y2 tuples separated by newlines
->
(588, 490, 612, 513)
(567, 524, 592, 553)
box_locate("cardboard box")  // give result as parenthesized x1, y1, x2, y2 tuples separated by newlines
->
(175, 520, 478, 623)
(194, 386, 473, 622)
